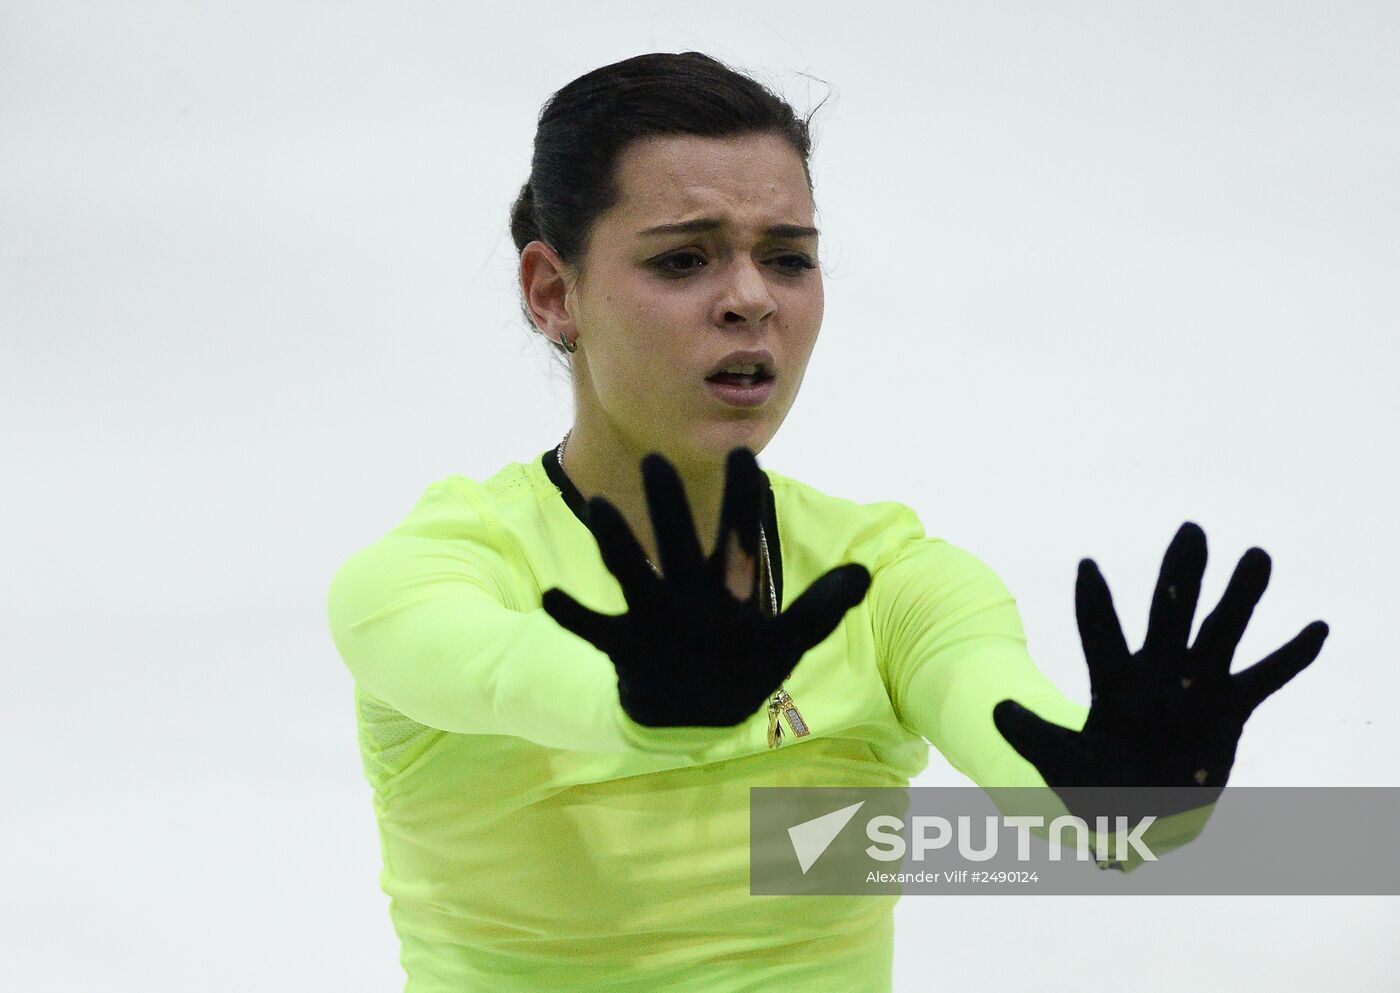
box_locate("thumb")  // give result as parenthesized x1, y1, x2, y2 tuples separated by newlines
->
(541, 587, 620, 659)
(780, 563, 872, 653)
(992, 699, 1081, 784)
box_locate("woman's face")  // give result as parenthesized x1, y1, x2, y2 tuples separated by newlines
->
(559, 131, 824, 465)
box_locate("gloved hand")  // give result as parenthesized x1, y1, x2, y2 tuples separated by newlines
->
(993, 521, 1329, 817)
(541, 446, 872, 728)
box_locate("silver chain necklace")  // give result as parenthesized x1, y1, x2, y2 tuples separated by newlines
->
(553, 431, 807, 747)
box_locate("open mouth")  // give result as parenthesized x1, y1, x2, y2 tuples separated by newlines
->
(704, 370, 775, 387)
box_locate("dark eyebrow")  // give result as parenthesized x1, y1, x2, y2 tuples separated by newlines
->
(636, 218, 819, 240)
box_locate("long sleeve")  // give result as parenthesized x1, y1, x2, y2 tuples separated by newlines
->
(868, 512, 1214, 869)
(326, 482, 739, 756)
(870, 529, 1089, 787)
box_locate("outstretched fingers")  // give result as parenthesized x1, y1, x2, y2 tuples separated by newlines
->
(992, 699, 1086, 787)
(1142, 521, 1207, 657)
(586, 496, 660, 603)
(1232, 620, 1330, 717)
(541, 586, 623, 658)
(778, 563, 871, 658)
(712, 447, 764, 596)
(1192, 546, 1271, 676)
(641, 453, 706, 586)
(1075, 558, 1131, 696)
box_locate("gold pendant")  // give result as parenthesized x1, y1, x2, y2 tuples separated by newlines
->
(766, 688, 809, 749)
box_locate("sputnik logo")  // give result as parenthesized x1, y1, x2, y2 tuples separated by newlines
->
(787, 800, 866, 874)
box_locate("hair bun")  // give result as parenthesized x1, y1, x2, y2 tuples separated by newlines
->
(510, 180, 541, 252)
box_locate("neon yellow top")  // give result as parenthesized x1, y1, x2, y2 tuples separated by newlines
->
(325, 447, 1190, 992)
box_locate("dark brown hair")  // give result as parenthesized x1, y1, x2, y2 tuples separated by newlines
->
(510, 52, 825, 362)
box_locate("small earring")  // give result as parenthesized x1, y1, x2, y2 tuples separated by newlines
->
(560, 330, 577, 353)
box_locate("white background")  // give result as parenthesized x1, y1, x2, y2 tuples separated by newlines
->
(3, 1, 1396, 989)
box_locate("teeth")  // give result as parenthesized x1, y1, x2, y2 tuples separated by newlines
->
(722, 363, 761, 375)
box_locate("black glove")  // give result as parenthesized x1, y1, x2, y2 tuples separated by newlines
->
(993, 521, 1329, 819)
(541, 446, 872, 728)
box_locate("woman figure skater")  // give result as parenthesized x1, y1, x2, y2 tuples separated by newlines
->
(326, 51, 1329, 993)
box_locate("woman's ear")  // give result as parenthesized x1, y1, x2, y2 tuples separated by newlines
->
(520, 241, 577, 343)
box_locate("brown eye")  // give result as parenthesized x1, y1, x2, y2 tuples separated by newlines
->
(772, 254, 816, 274)
(654, 251, 706, 275)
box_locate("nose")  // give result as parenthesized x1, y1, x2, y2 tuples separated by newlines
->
(718, 258, 777, 326)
